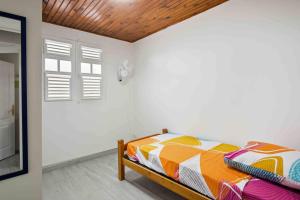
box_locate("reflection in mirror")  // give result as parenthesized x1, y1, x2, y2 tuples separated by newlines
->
(0, 16, 22, 176)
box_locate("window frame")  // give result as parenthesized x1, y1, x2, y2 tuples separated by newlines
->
(78, 42, 103, 100)
(43, 37, 74, 102)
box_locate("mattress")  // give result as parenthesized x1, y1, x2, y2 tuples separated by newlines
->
(127, 133, 300, 200)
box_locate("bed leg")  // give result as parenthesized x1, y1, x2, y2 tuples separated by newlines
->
(162, 128, 168, 134)
(118, 139, 125, 181)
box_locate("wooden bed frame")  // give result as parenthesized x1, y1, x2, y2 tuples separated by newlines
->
(117, 129, 211, 200)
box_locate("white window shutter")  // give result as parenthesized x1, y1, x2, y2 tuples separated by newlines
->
(81, 76, 101, 99)
(80, 45, 102, 100)
(45, 39, 72, 57)
(44, 39, 73, 101)
(46, 74, 71, 100)
(81, 46, 101, 60)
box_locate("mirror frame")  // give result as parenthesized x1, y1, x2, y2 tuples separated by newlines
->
(0, 10, 28, 181)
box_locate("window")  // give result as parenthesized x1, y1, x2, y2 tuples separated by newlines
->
(79, 45, 102, 99)
(43, 39, 103, 101)
(43, 39, 73, 101)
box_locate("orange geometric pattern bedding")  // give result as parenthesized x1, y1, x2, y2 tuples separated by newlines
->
(127, 133, 300, 200)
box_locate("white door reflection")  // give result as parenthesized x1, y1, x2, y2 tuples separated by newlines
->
(0, 16, 22, 176)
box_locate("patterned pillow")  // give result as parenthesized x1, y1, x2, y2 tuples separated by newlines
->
(224, 141, 300, 190)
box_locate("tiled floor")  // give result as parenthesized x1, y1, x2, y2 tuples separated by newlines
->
(43, 153, 184, 200)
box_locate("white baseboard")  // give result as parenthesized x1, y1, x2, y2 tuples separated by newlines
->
(42, 148, 117, 173)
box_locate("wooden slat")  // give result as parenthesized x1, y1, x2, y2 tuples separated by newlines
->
(43, 0, 57, 20)
(118, 140, 125, 181)
(79, 0, 106, 30)
(61, 0, 88, 26)
(71, 0, 100, 28)
(43, 0, 228, 42)
(56, 0, 78, 24)
(50, 0, 72, 23)
(82, 2, 108, 31)
(43, 0, 49, 10)
(46, 0, 64, 22)
(68, 0, 96, 28)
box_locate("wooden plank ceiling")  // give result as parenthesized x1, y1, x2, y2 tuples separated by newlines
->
(43, 0, 227, 43)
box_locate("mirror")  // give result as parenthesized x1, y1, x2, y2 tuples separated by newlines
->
(0, 11, 27, 181)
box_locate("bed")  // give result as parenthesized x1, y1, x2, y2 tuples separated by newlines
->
(118, 129, 300, 200)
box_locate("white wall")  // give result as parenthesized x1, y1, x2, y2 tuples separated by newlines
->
(43, 0, 300, 167)
(42, 23, 134, 166)
(0, 0, 42, 200)
(133, 0, 300, 149)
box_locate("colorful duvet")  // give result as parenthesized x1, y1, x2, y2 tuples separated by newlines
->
(127, 133, 300, 200)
